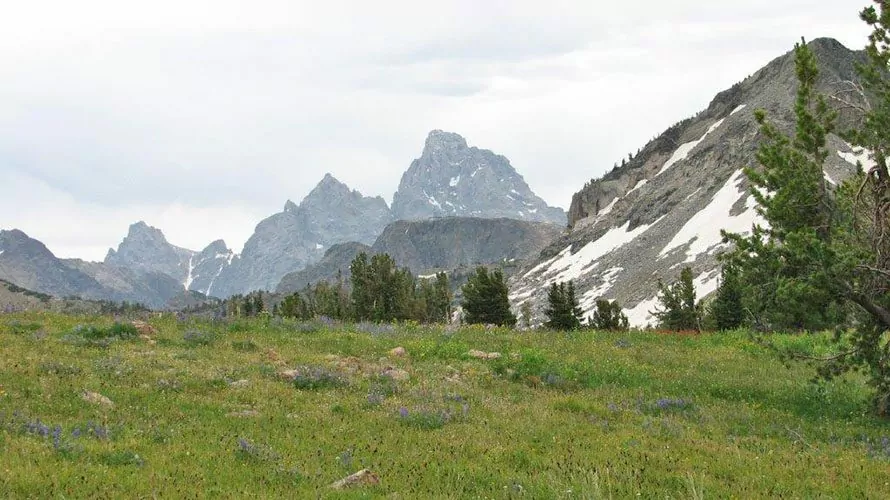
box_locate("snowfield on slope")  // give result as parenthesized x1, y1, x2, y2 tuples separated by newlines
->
(658, 169, 761, 263)
(526, 218, 663, 286)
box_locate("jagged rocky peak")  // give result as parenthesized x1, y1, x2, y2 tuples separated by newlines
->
(513, 37, 864, 328)
(392, 130, 566, 224)
(105, 221, 195, 284)
(207, 173, 394, 298)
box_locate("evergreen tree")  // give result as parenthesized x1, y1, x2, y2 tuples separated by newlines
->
(461, 267, 517, 327)
(653, 267, 700, 331)
(589, 299, 629, 331)
(708, 263, 744, 330)
(519, 301, 534, 329)
(543, 281, 583, 331)
(722, 38, 842, 331)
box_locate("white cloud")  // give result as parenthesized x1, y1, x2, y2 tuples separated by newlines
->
(0, 1, 871, 259)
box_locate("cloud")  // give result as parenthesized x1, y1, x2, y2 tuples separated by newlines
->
(0, 0, 872, 259)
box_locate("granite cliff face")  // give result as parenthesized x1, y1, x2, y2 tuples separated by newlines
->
(392, 131, 566, 224)
(210, 175, 394, 297)
(511, 38, 866, 327)
(276, 217, 563, 294)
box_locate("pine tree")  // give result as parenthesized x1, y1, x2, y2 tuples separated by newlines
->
(589, 300, 629, 331)
(722, 38, 842, 331)
(653, 267, 700, 331)
(708, 263, 744, 331)
(462, 267, 517, 327)
(543, 281, 583, 331)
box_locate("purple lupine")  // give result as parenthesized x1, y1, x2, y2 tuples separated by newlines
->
(399, 407, 409, 418)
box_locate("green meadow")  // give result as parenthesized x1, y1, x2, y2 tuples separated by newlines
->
(1, 312, 888, 498)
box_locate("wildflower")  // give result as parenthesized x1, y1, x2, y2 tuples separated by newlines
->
(399, 407, 409, 418)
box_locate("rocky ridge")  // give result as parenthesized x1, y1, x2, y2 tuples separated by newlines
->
(510, 38, 866, 327)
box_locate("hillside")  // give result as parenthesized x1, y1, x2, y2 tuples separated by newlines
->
(510, 38, 865, 327)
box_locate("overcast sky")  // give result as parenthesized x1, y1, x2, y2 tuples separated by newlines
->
(0, 0, 871, 261)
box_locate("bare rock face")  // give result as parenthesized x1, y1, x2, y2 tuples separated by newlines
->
(105, 222, 195, 284)
(210, 174, 393, 297)
(512, 38, 866, 328)
(392, 130, 566, 224)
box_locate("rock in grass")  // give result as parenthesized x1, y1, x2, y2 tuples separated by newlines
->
(381, 367, 410, 381)
(389, 346, 408, 358)
(229, 379, 250, 388)
(131, 320, 156, 336)
(279, 369, 301, 380)
(82, 391, 114, 407)
(330, 469, 380, 489)
(226, 409, 260, 418)
(468, 350, 501, 360)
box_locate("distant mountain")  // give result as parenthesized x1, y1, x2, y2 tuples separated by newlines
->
(0, 229, 106, 299)
(105, 221, 195, 284)
(210, 174, 393, 297)
(510, 38, 865, 327)
(276, 217, 563, 294)
(0, 229, 188, 308)
(391, 130, 566, 224)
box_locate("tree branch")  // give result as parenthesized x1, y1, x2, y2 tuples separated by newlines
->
(842, 281, 890, 328)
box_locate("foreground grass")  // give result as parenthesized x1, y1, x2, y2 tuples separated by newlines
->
(1, 313, 889, 498)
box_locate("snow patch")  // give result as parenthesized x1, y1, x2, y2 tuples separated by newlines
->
(694, 269, 721, 299)
(657, 118, 726, 176)
(533, 218, 663, 285)
(598, 198, 619, 218)
(580, 267, 624, 312)
(627, 179, 648, 196)
(730, 104, 747, 116)
(838, 143, 877, 170)
(449, 175, 461, 187)
(659, 169, 761, 263)
(624, 296, 660, 328)
(824, 172, 837, 185)
(184, 256, 195, 290)
(315, 243, 324, 250)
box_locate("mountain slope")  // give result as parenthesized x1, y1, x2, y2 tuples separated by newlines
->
(276, 217, 563, 294)
(510, 38, 865, 327)
(392, 131, 566, 224)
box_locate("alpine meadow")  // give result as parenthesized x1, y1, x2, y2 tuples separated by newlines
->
(3, 1, 890, 497)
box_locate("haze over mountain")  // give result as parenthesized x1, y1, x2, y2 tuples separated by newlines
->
(510, 38, 865, 327)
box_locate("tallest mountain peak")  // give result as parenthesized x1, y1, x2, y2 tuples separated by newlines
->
(424, 130, 468, 153)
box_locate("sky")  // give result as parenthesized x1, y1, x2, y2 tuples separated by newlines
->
(0, 0, 871, 261)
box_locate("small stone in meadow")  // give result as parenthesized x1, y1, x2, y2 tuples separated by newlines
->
(82, 391, 114, 407)
(381, 367, 410, 381)
(226, 409, 260, 418)
(131, 320, 156, 336)
(279, 369, 301, 380)
(389, 346, 407, 357)
(229, 379, 250, 388)
(468, 350, 502, 360)
(330, 469, 380, 489)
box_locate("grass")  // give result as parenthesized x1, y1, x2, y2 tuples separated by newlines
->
(1, 312, 889, 497)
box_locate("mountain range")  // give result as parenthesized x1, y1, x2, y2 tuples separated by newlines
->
(0, 38, 871, 319)
(1, 130, 565, 306)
